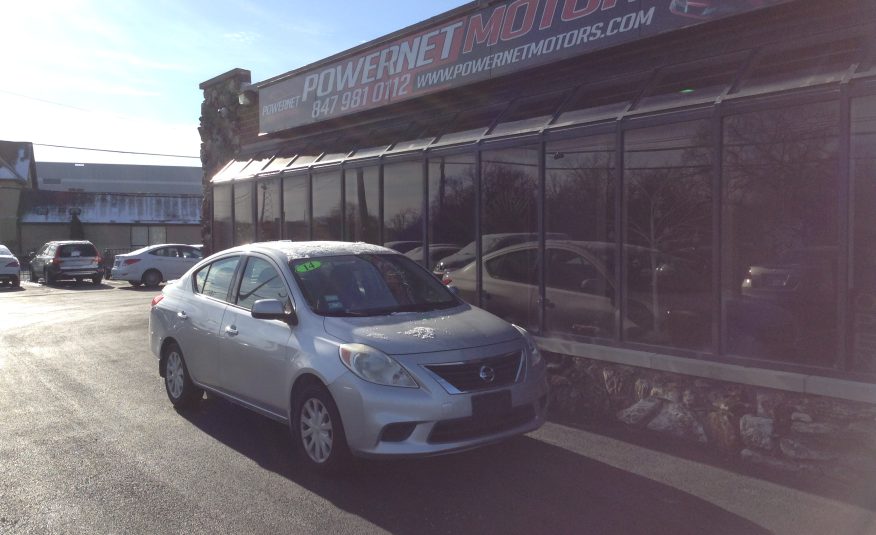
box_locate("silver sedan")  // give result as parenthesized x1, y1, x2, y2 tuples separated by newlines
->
(148, 241, 548, 472)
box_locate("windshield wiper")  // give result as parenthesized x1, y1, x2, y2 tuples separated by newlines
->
(393, 302, 457, 313)
(320, 310, 373, 317)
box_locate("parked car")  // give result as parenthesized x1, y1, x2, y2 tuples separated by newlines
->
(447, 240, 712, 346)
(404, 244, 461, 268)
(29, 240, 104, 285)
(433, 232, 568, 276)
(112, 243, 203, 287)
(149, 241, 548, 472)
(736, 246, 838, 359)
(0, 245, 21, 287)
(382, 240, 422, 253)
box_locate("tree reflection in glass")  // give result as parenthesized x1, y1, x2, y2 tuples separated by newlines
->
(624, 121, 714, 350)
(722, 101, 839, 364)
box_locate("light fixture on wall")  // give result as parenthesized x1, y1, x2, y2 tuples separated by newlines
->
(238, 83, 257, 107)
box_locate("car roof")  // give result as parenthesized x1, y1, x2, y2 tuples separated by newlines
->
(46, 240, 95, 245)
(224, 241, 398, 261)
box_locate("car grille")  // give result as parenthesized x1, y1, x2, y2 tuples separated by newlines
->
(428, 403, 536, 444)
(424, 351, 522, 393)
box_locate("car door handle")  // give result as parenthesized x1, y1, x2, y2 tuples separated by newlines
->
(225, 325, 239, 337)
(177, 311, 188, 320)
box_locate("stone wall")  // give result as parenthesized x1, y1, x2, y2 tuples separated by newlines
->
(546, 352, 876, 482)
(198, 69, 252, 255)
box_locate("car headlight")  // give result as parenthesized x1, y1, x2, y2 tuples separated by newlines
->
(512, 325, 542, 367)
(338, 344, 418, 388)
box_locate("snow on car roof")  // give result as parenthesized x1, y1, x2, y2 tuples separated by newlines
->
(253, 241, 396, 260)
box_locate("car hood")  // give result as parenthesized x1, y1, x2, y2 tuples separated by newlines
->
(322, 304, 521, 355)
(0, 253, 17, 263)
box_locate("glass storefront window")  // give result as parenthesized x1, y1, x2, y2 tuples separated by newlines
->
(624, 120, 713, 351)
(636, 54, 744, 111)
(477, 145, 540, 331)
(545, 134, 616, 339)
(851, 95, 876, 372)
(312, 170, 342, 240)
(737, 38, 863, 95)
(213, 184, 232, 252)
(383, 161, 423, 247)
(721, 101, 840, 365)
(233, 182, 253, 245)
(256, 178, 281, 241)
(344, 166, 380, 244)
(555, 75, 645, 126)
(283, 175, 309, 241)
(427, 154, 476, 271)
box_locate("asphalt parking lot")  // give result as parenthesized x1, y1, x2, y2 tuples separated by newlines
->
(1, 278, 875, 535)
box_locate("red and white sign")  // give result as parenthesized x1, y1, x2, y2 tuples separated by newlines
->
(259, 0, 791, 133)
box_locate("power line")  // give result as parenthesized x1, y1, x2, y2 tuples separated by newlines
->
(34, 143, 200, 159)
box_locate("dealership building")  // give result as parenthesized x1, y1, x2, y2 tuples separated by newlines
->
(199, 0, 876, 475)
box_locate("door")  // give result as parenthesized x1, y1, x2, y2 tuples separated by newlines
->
(175, 255, 240, 387)
(544, 248, 616, 338)
(219, 256, 298, 413)
(481, 247, 539, 331)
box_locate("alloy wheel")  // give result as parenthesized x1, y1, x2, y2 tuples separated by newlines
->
(300, 398, 334, 463)
(165, 351, 185, 400)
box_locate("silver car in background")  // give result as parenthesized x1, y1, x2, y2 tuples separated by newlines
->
(0, 245, 20, 287)
(113, 244, 203, 287)
(149, 241, 548, 472)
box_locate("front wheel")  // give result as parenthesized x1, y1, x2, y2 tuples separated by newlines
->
(11, 276, 19, 288)
(292, 384, 351, 472)
(163, 343, 202, 409)
(91, 276, 102, 286)
(43, 268, 55, 286)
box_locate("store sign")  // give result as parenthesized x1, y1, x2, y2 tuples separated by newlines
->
(259, 0, 791, 133)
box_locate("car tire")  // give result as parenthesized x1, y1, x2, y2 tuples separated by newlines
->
(76, 277, 83, 283)
(30, 267, 38, 283)
(163, 342, 202, 409)
(91, 276, 102, 286)
(292, 384, 351, 473)
(43, 268, 55, 286)
(12, 276, 19, 288)
(129, 281, 142, 288)
(143, 269, 162, 288)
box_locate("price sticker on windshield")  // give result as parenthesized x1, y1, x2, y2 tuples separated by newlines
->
(295, 260, 322, 273)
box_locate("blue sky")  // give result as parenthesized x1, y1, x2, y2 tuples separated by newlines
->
(0, 0, 467, 166)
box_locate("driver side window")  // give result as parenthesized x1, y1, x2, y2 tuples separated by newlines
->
(236, 257, 289, 311)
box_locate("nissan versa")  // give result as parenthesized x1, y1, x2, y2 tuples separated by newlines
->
(149, 241, 548, 471)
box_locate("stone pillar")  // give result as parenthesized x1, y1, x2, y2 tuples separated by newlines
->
(198, 68, 252, 256)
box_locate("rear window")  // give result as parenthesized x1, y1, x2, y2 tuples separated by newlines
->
(59, 243, 98, 258)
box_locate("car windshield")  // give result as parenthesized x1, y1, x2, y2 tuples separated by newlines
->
(290, 254, 460, 317)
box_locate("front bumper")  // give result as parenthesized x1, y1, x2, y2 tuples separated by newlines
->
(327, 348, 549, 458)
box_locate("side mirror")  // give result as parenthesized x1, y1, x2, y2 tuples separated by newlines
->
(251, 299, 298, 326)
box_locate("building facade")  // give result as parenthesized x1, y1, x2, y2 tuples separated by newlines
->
(200, 0, 876, 477)
(0, 141, 203, 257)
